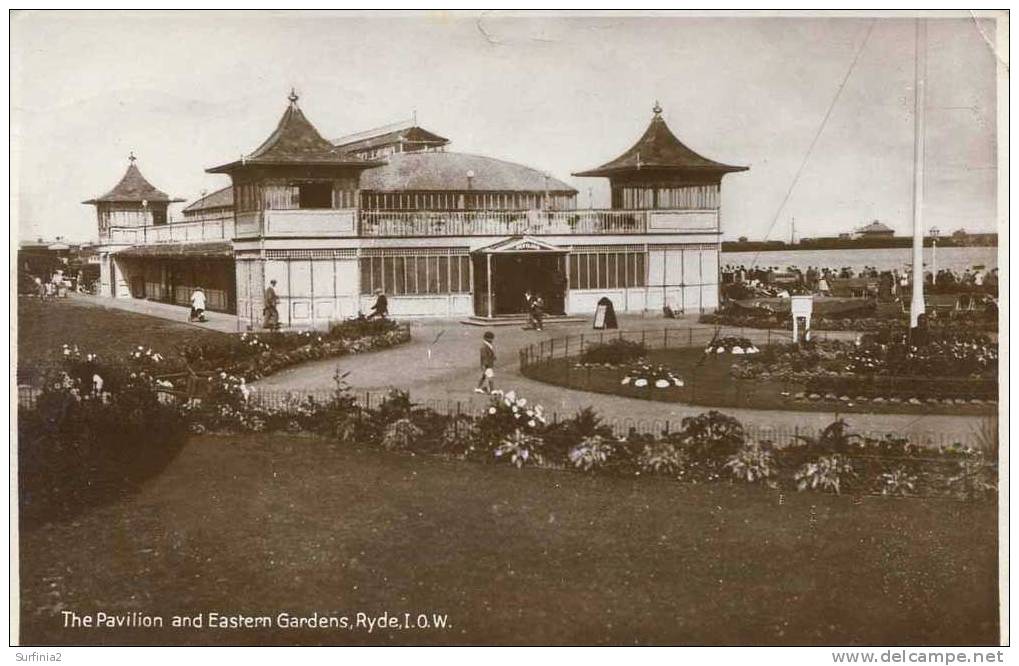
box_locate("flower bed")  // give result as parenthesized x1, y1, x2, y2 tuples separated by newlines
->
(178, 317, 410, 382)
(700, 310, 998, 333)
(577, 338, 646, 366)
(174, 371, 996, 501)
(620, 359, 684, 388)
(730, 328, 997, 404)
(704, 336, 759, 355)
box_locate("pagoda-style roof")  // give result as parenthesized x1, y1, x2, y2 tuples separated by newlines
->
(83, 156, 183, 204)
(207, 91, 383, 174)
(574, 103, 747, 178)
(333, 121, 450, 155)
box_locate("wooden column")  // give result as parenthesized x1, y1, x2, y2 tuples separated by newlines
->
(564, 252, 570, 315)
(486, 253, 493, 318)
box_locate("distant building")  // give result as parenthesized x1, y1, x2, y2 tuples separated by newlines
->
(854, 220, 895, 239)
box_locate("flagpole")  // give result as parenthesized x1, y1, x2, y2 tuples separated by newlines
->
(909, 18, 927, 328)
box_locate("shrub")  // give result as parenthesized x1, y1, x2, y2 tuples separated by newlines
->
(877, 467, 918, 497)
(679, 410, 745, 461)
(18, 349, 188, 526)
(494, 429, 544, 468)
(636, 441, 686, 475)
(795, 454, 856, 494)
(543, 407, 614, 462)
(381, 417, 424, 451)
(568, 435, 616, 472)
(578, 338, 646, 366)
(724, 442, 776, 484)
(946, 453, 997, 502)
(475, 390, 547, 454)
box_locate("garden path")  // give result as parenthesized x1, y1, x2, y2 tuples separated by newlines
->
(69, 293, 242, 334)
(252, 316, 990, 447)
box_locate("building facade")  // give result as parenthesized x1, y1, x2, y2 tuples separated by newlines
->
(90, 93, 746, 328)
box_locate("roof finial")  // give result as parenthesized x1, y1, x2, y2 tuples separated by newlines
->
(128, 151, 136, 164)
(652, 100, 662, 116)
(288, 88, 299, 104)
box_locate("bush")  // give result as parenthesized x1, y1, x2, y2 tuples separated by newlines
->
(578, 338, 646, 366)
(678, 411, 746, 462)
(475, 390, 548, 457)
(568, 435, 616, 472)
(795, 454, 856, 494)
(18, 349, 188, 526)
(636, 441, 686, 475)
(543, 407, 614, 462)
(724, 442, 777, 484)
(494, 429, 544, 468)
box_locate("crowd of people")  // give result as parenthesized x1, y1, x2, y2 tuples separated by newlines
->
(722, 263, 998, 301)
(27, 270, 80, 299)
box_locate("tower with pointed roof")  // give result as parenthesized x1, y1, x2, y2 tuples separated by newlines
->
(574, 103, 747, 315)
(86, 154, 184, 299)
(574, 102, 746, 211)
(84, 153, 183, 236)
(207, 89, 382, 233)
(207, 90, 384, 327)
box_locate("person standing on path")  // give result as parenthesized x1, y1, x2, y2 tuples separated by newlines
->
(475, 331, 496, 394)
(189, 286, 207, 322)
(263, 279, 280, 330)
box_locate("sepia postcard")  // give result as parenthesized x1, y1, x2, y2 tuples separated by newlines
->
(8, 9, 1010, 658)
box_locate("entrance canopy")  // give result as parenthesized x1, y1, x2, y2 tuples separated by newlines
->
(474, 235, 568, 254)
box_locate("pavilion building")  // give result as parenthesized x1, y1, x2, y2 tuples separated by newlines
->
(89, 93, 747, 328)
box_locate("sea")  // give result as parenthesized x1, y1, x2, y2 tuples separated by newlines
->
(721, 246, 998, 274)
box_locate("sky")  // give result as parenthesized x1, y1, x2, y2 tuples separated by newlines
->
(11, 11, 1003, 242)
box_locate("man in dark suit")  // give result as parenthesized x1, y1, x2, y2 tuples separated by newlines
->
(367, 288, 389, 320)
(263, 279, 280, 330)
(475, 331, 496, 393)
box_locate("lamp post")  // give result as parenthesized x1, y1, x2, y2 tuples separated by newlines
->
(930, 226, 940, 284)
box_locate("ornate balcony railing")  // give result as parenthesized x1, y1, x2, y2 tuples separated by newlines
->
(358, 209, 651, 237)
(358, 208, 719, 237)
(103, 208, 719, 246)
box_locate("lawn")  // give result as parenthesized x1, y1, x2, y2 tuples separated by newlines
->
(523, 347, 996, 417)
(16, 296, 228, 382)
(19, 434, 998, 646)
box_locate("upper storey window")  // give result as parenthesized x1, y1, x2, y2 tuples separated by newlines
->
(296, 181, 333, 209)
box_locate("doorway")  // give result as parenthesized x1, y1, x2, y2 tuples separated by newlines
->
(473, 252, 566, 316)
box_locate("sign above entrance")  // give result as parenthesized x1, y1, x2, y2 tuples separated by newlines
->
(474, 235, 567, 254)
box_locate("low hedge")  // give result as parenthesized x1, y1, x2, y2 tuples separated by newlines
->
(578, 338, 646, 366)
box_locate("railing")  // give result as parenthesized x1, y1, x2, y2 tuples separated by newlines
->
(105, 218, 236, 245)
(104, 208, 721, 245)
(516, 326, 997, 448)
(358, 209, 648, 237)
(357, 208, 723, 237)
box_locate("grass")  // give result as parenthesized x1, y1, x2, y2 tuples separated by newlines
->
(524, 347, 996, 417)
(19, 434, 998, 646)
(17, 296, 228, 380)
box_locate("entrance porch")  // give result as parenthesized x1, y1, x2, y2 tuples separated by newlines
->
(471, 236, 568, 318)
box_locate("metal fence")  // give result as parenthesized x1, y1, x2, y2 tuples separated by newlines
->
(239, 387, 991, 450)
(516, 326, 845, 371)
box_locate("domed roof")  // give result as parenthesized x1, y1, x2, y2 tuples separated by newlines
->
(360, 151, 576, 194)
